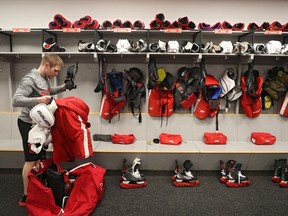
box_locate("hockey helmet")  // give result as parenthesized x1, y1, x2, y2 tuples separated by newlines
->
(116, 39, 131, 53)
(180, 41, 192, 53)
(149, 43, 159, 52)
(253, 43, 267, 54)
(219, 41, 233, 54)
(167, 40, 179, 53)
(96, 39, 110, 52)
(138, 39, 148, 52)
(266, 40, 282, 54)
(158, 40, 167, 52)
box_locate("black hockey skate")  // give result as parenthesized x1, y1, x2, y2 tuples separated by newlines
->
(272, 159, 287, 183)
(120, 158, 147, 189)
(43, 37, 65, 52)
(219, 160, 236, 183)
(172, 160, 199, 187)
(279, 165, 288, 188)
(226, 163, 250, 188)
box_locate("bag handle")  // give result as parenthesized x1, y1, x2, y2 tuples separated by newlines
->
(67, 162, 96, 175)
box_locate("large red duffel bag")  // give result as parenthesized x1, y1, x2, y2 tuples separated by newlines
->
(26, 159, 106, 216)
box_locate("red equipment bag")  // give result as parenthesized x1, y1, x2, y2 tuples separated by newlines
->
(204, 132, 227, 144)
(112, 134, 136, 144)
(26, 159, 62, 216)
(26, 159, 106, 216)
(159, 133, 182, 145)
(251, 132, 276, 145)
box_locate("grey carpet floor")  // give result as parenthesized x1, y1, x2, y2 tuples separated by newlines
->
(1, 170, 288, 216)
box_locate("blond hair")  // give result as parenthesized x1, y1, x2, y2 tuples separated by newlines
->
(41, 53, 64, 69)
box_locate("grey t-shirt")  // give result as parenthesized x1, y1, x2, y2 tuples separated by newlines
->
(12, 68, 64, 123)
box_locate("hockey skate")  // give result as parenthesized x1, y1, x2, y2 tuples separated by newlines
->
(272, 159, 287, 183)
(219, 160, 236, 183)
(120, 158, 147, 189)
(279, 166, 288, 188)
(172, 160, 199, 187)
(226, 163, 250, 188)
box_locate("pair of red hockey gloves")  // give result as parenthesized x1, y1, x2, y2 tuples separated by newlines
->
(48, 14, 72, 29)
(74, 15, 100, 29)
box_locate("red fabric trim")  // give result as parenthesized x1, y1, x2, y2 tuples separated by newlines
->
(120, 181, 147, 189)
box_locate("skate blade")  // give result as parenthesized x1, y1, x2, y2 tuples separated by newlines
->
(173, 176, 197, 183)
(121, 180, 145, 185)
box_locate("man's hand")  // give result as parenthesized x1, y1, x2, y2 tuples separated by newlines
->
(37, 95, 52, 104)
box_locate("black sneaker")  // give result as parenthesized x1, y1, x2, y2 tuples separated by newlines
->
(19, 194, 27, 207)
